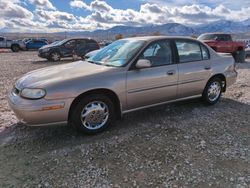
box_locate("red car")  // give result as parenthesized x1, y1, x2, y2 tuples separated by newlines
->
(198, 33, 246, 62)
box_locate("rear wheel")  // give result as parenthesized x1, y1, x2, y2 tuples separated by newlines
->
(233, 50, 245, 63)
(50, 52, 61, 61)
(202, 78, 222, 105)
(11, 45, 20, 52)
(70, 94, 115, 134)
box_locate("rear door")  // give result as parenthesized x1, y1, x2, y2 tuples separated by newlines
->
(126, 40, 178, 110)
(75, 39, 87, 57)
(87, 39, 100, 52)
(175, 40, 212, 98)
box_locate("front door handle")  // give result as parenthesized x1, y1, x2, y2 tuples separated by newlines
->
(204, 66, 211, 70)
(167, 70, 175, 75)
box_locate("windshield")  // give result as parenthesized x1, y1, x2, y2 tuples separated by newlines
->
(56, 39, 69, 45)
(50, 41, 59, 45)
(88, 39, 145, 67)
(198, 34, 217, 40)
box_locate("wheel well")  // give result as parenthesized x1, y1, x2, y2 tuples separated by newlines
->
(68, 89, 121, 121)
(11, 44, 19, 48)
(208, 74, 226, 92)
(50, 50, 61, 56)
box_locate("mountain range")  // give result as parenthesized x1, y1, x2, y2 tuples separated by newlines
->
(1, 19, 250, 40)
(63, 19, 250, 39)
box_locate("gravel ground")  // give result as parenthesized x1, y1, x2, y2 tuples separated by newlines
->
(0, 51, 250, 188)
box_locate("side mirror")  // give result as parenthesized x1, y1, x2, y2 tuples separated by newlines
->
(136, 59, 151, 69)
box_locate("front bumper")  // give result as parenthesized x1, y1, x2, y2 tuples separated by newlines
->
(38, 51, 50, 59)
(8, 91, 74, 126)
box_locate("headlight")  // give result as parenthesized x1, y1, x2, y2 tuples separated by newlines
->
(21, 88, 46, 99)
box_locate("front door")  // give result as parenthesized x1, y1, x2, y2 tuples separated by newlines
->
(126, 40, 178, 110)
(62, 40, 76, 57)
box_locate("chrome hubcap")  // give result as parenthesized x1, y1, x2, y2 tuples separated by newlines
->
(208, 81, 221, 101)
(81, 101, 109, 130)
(52, 53, 60, 61)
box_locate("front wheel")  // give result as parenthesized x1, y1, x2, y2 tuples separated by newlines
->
(11, 45, 20, 52)
(70, 94, 115, 134)
(50, 52, 61, 61)
(202, 78, 222, 105)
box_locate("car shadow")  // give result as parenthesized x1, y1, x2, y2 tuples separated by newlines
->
(1, 97, 249, 153)
(236, 60, 250, 69)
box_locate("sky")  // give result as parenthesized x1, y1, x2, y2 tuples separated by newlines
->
(0, 0, 250, 32)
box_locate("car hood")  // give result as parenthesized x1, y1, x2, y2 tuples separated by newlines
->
(40, 43, 59, 49)
(16, 61, 114, 89)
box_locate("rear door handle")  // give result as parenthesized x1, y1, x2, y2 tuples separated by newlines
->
(167, 70, 175, 75)
(204, 66, 211, 70)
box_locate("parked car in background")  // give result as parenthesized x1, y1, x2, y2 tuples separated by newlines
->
(23, 38, 49, 44)
(99, 41, 112, 47)
(243, 40, 250, 58)
(0, 36, 26, 52)
(9, 36, 237, 134)
(25, 39, 48, 50)
(38, 38, 100, 61)
(198, 33, 246, 62)
(246, 47, 250, 58)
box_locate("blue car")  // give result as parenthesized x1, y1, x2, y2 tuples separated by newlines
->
(25, 40, 48, 50)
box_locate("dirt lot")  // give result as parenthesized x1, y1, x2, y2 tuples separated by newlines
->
(0, 51, 250, 187)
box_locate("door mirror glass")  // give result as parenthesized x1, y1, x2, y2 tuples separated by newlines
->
(136, 59, 151, 69)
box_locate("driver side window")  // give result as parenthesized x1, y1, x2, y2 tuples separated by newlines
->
(140, 40, 172, 67)
(65, 40, 76, 49)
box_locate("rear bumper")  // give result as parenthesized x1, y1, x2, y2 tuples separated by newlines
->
(8, 91, 74, 126)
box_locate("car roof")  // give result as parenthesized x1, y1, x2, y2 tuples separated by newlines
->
(122, 36, 197, 42)
(65, 37, 97, 41)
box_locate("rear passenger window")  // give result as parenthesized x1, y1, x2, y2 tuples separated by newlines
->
(176, 41, 202, 63)
(201, 44, 209, 60)
(87, 40, 99, 49)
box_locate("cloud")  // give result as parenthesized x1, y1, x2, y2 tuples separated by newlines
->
(70, 0, 90, 10)
(90, 0, 112, 12)
(1, 0, 250, 32)
(28, 0, 56, 10)
(0, 0, 33, 19)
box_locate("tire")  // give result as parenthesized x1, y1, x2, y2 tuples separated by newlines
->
(11, 44, 20, 52)
(70, 94, 115, 134)
(50, 52, 61, 61)
(233, 50, 245, 63)
(202, 78, 222, 105)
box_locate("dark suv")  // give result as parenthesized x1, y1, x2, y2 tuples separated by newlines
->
(38, 38, 100, 61)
